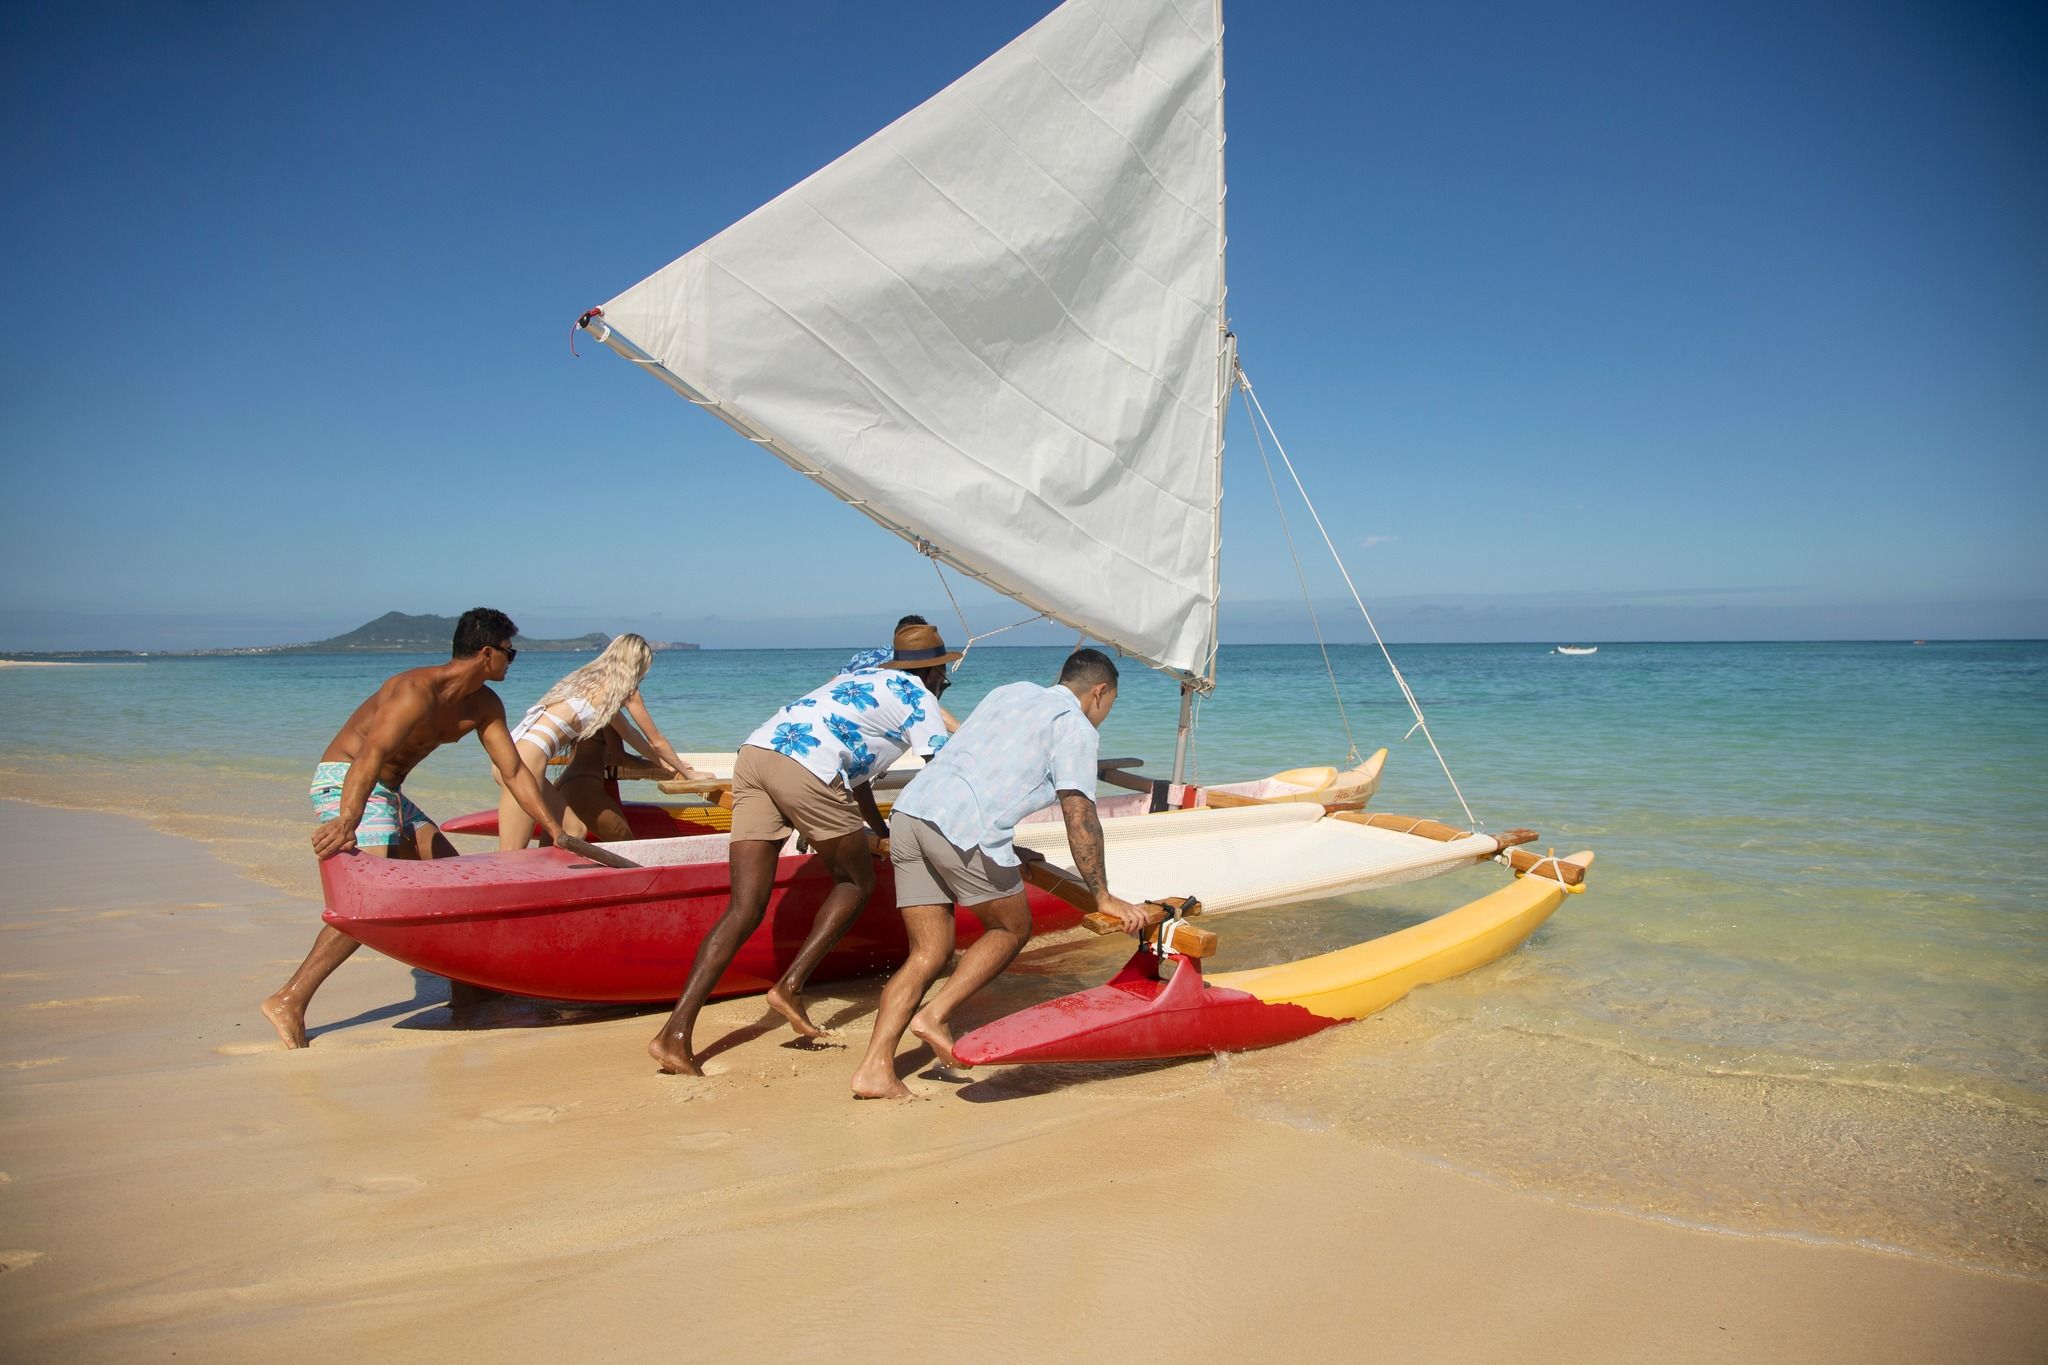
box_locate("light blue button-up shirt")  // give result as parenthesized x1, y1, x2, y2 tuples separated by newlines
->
(893, 681, 1099, 866)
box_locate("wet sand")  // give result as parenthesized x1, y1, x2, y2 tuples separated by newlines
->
(0, 797, 2042, 1362)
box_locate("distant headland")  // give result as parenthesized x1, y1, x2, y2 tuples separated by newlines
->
(0, 612, 698, 660)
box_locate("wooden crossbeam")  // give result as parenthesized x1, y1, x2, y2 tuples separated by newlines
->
(1022, 865, 1214, 958)
(1333, 811, 1586, 885)
(1081, 894, 1214, 958)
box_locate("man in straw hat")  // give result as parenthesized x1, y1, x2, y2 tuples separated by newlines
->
(852, 647, 1145, 1099)
(647, 620, 961, 1074)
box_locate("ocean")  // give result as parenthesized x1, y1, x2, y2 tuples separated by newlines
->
(2, 639, 2043, 1275)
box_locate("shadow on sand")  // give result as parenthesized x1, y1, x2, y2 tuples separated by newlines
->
(951, 1054, 1195, 1103)
(364, 969, 666, 1036)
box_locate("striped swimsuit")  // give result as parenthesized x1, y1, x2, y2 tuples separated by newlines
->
(510, 695, 603, 763)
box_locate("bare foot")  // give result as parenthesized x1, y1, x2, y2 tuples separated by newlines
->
(764, 984, 826, 1039)
(647, 1033, 703, 1077)
(849, 1061, 911, 1100)
(261, 992, 307, 1050)
(909, 1010, 966, 1069)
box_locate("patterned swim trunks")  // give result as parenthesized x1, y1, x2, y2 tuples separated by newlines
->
(309, 761, 434, 848)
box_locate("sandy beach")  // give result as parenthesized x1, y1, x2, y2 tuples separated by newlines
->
(0, 796, 2041, 1362)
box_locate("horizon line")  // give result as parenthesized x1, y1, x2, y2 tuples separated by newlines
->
(5, 636, 2043, 658)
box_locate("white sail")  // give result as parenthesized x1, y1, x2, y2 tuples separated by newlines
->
(588, 0, 1228, 686)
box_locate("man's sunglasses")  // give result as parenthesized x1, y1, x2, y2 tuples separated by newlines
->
(496, 643, 519, 662)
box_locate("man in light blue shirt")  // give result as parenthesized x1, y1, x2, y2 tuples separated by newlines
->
(852, 648, 1146, 1099)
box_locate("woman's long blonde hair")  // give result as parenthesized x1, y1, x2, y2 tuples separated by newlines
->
(534, 633, 653, 731)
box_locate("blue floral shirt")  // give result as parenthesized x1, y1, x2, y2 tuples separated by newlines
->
(740, 666, 949, 789)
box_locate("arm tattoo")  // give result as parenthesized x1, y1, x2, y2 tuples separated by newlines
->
(1059, 791, 1109, 897)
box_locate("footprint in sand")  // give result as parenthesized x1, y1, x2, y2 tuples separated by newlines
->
(25, 995, 140, 1011)
(327, 1176, 423, 1197)
(670, 1130, 732, 1151)
(213, 1041, 280, 1056)
(3, 1058, 67, 1070)
(219, 1121, 283, 1142)
(480, 1103, 571, 1125)
(0, 1250, 44, 1272)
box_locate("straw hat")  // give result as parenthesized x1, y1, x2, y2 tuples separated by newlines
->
(881, 621, 964, 670)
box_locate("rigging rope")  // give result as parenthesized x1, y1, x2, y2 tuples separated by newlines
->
(1241, 387, 1361, 765)
(920, 543, 1048, 670)
(1235, 367, 1482, 830)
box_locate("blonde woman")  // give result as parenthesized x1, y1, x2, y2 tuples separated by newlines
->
(495, 634, 707, 850)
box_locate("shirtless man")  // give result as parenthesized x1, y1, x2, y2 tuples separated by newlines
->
(261, 607, 568, 1048)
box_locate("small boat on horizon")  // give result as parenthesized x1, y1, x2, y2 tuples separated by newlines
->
(1554, 645, 1598, 655)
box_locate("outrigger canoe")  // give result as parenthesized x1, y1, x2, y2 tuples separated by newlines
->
(320, 832, 1081, 1004)
(324, 790, 1503, 1009)
(956, 843, 1592, 1066)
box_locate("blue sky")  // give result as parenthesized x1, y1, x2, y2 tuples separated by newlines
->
(2, 0, 2042, 651)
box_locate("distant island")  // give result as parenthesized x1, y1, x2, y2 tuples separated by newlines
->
(0, 612, 697, 660)
(271, 612, 698, 655)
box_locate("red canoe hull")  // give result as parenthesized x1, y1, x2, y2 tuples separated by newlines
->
(320, 843, 1079, 1005)
(438, 804, 716, 840)
(952, 950, 1339, 1065)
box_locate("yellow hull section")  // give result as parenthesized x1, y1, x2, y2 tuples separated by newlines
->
(1209, 873, 1569, 1021)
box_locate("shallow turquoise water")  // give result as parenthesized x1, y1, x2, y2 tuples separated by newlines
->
(4, 640, 2045, 1270)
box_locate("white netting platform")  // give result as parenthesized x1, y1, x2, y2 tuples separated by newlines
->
(1014, 804, 1493, 914)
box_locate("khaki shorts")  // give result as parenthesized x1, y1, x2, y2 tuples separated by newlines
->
(889, 811, 1024, 908)
(730, 745, 869, 845)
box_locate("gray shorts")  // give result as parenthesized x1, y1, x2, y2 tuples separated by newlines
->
(889, 811, 1023, 908)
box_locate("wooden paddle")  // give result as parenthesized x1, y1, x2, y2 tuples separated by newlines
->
(558, 835, 642, 869)
(654, 777, 733, 797)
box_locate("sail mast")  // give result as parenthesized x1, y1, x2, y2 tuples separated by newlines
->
(1174, 0, 1230, 781)
(1206, 0, 1230, 686)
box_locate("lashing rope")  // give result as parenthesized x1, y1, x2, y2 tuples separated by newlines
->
(917, 540, 1048, 670)
(1521, 854, 1577, 888)
(1155, 916, 1183, 957)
